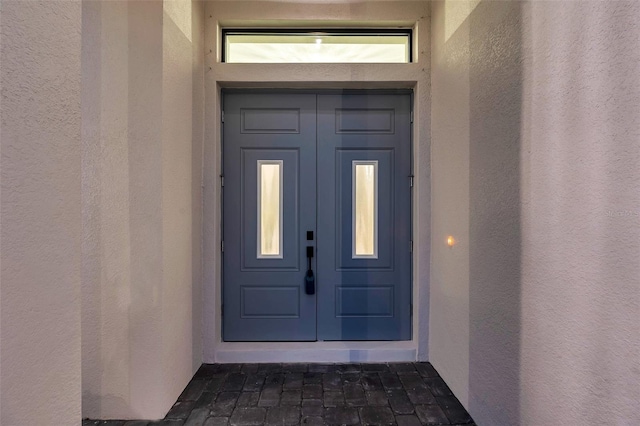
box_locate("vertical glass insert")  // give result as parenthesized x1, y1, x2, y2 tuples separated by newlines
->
(353, 161, 378, 258)
(258, 160, 283, 258)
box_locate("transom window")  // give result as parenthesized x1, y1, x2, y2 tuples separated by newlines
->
(222, 29, 412, 63)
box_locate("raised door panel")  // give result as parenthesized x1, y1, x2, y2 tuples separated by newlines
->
(317, 94, 412, 341)
(223, 94, 317, 341)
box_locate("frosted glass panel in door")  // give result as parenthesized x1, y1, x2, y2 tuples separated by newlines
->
(353, 161, 378, 258)
(258, 160, 283, 258)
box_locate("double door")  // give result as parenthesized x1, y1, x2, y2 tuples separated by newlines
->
(223, 92, 411, 341)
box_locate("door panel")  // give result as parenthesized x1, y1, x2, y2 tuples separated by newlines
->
(241, 149, 299, 270)
(223, 94, 317, 341)
(335, 149, 394, 270)
(223, 92, 411, 342)
(317, 94, 412, 341)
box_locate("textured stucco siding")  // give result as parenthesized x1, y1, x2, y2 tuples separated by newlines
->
(1, 1, 83, 424)
(81, 0, 201, 419)
(161, 0, 196, 414)
(430, 1, 640, 425)
(430, 0, 473, 407)
(191, 0, 205, 380)
(519, 2, 640, 424)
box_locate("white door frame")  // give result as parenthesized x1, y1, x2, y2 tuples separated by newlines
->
(202, 1, 431, 363)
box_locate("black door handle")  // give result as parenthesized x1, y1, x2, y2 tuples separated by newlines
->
(305, 246, 315, 295)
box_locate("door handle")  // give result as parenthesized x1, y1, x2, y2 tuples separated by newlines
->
(305, 246, 315, 295)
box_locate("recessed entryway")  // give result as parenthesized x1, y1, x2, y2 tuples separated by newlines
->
(222, 92, 412, 342)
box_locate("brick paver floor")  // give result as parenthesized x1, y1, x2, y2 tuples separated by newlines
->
(83, 363, 475, 425)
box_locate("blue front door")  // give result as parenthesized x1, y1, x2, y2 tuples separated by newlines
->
(223, 92, 411, 341)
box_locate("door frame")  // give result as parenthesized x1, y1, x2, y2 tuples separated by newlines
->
(201, 0, 430, 365)
(202, 2, 431, 364)
(204, 81, 430, 363)
(209, 89, 420, 362)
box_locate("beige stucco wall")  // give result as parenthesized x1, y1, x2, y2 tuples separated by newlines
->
(519, 2, 640, 424)
(203, 0, 431, 362)
(430, 1, 640, 424)
(429, 0, 474, 407)
(81, 0, 203, 419)
(191, 0, 206, 376)
(1, 1, 83, 424)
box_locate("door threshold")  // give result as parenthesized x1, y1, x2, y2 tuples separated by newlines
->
(213, 340, 417, 363)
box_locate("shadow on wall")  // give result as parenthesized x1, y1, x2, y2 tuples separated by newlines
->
(467, 2, 523, 425)
(81, 0, 199, 419)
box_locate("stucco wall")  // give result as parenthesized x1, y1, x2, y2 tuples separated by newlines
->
(81, 0, 201, 419)
(192, 0, 205, 377)
(519, 2, 640, 424)
(1, 1, 83, 424)
(432, 1, 522, 419)
(203, 0, 431, 362)
(430, 1, 640, 424)
(429, 0, 474, 407)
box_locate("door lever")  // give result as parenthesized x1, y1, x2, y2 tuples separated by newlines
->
(305, 246, 315, 295)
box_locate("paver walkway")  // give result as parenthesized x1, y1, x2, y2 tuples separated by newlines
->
(84, 363, 475, 425)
